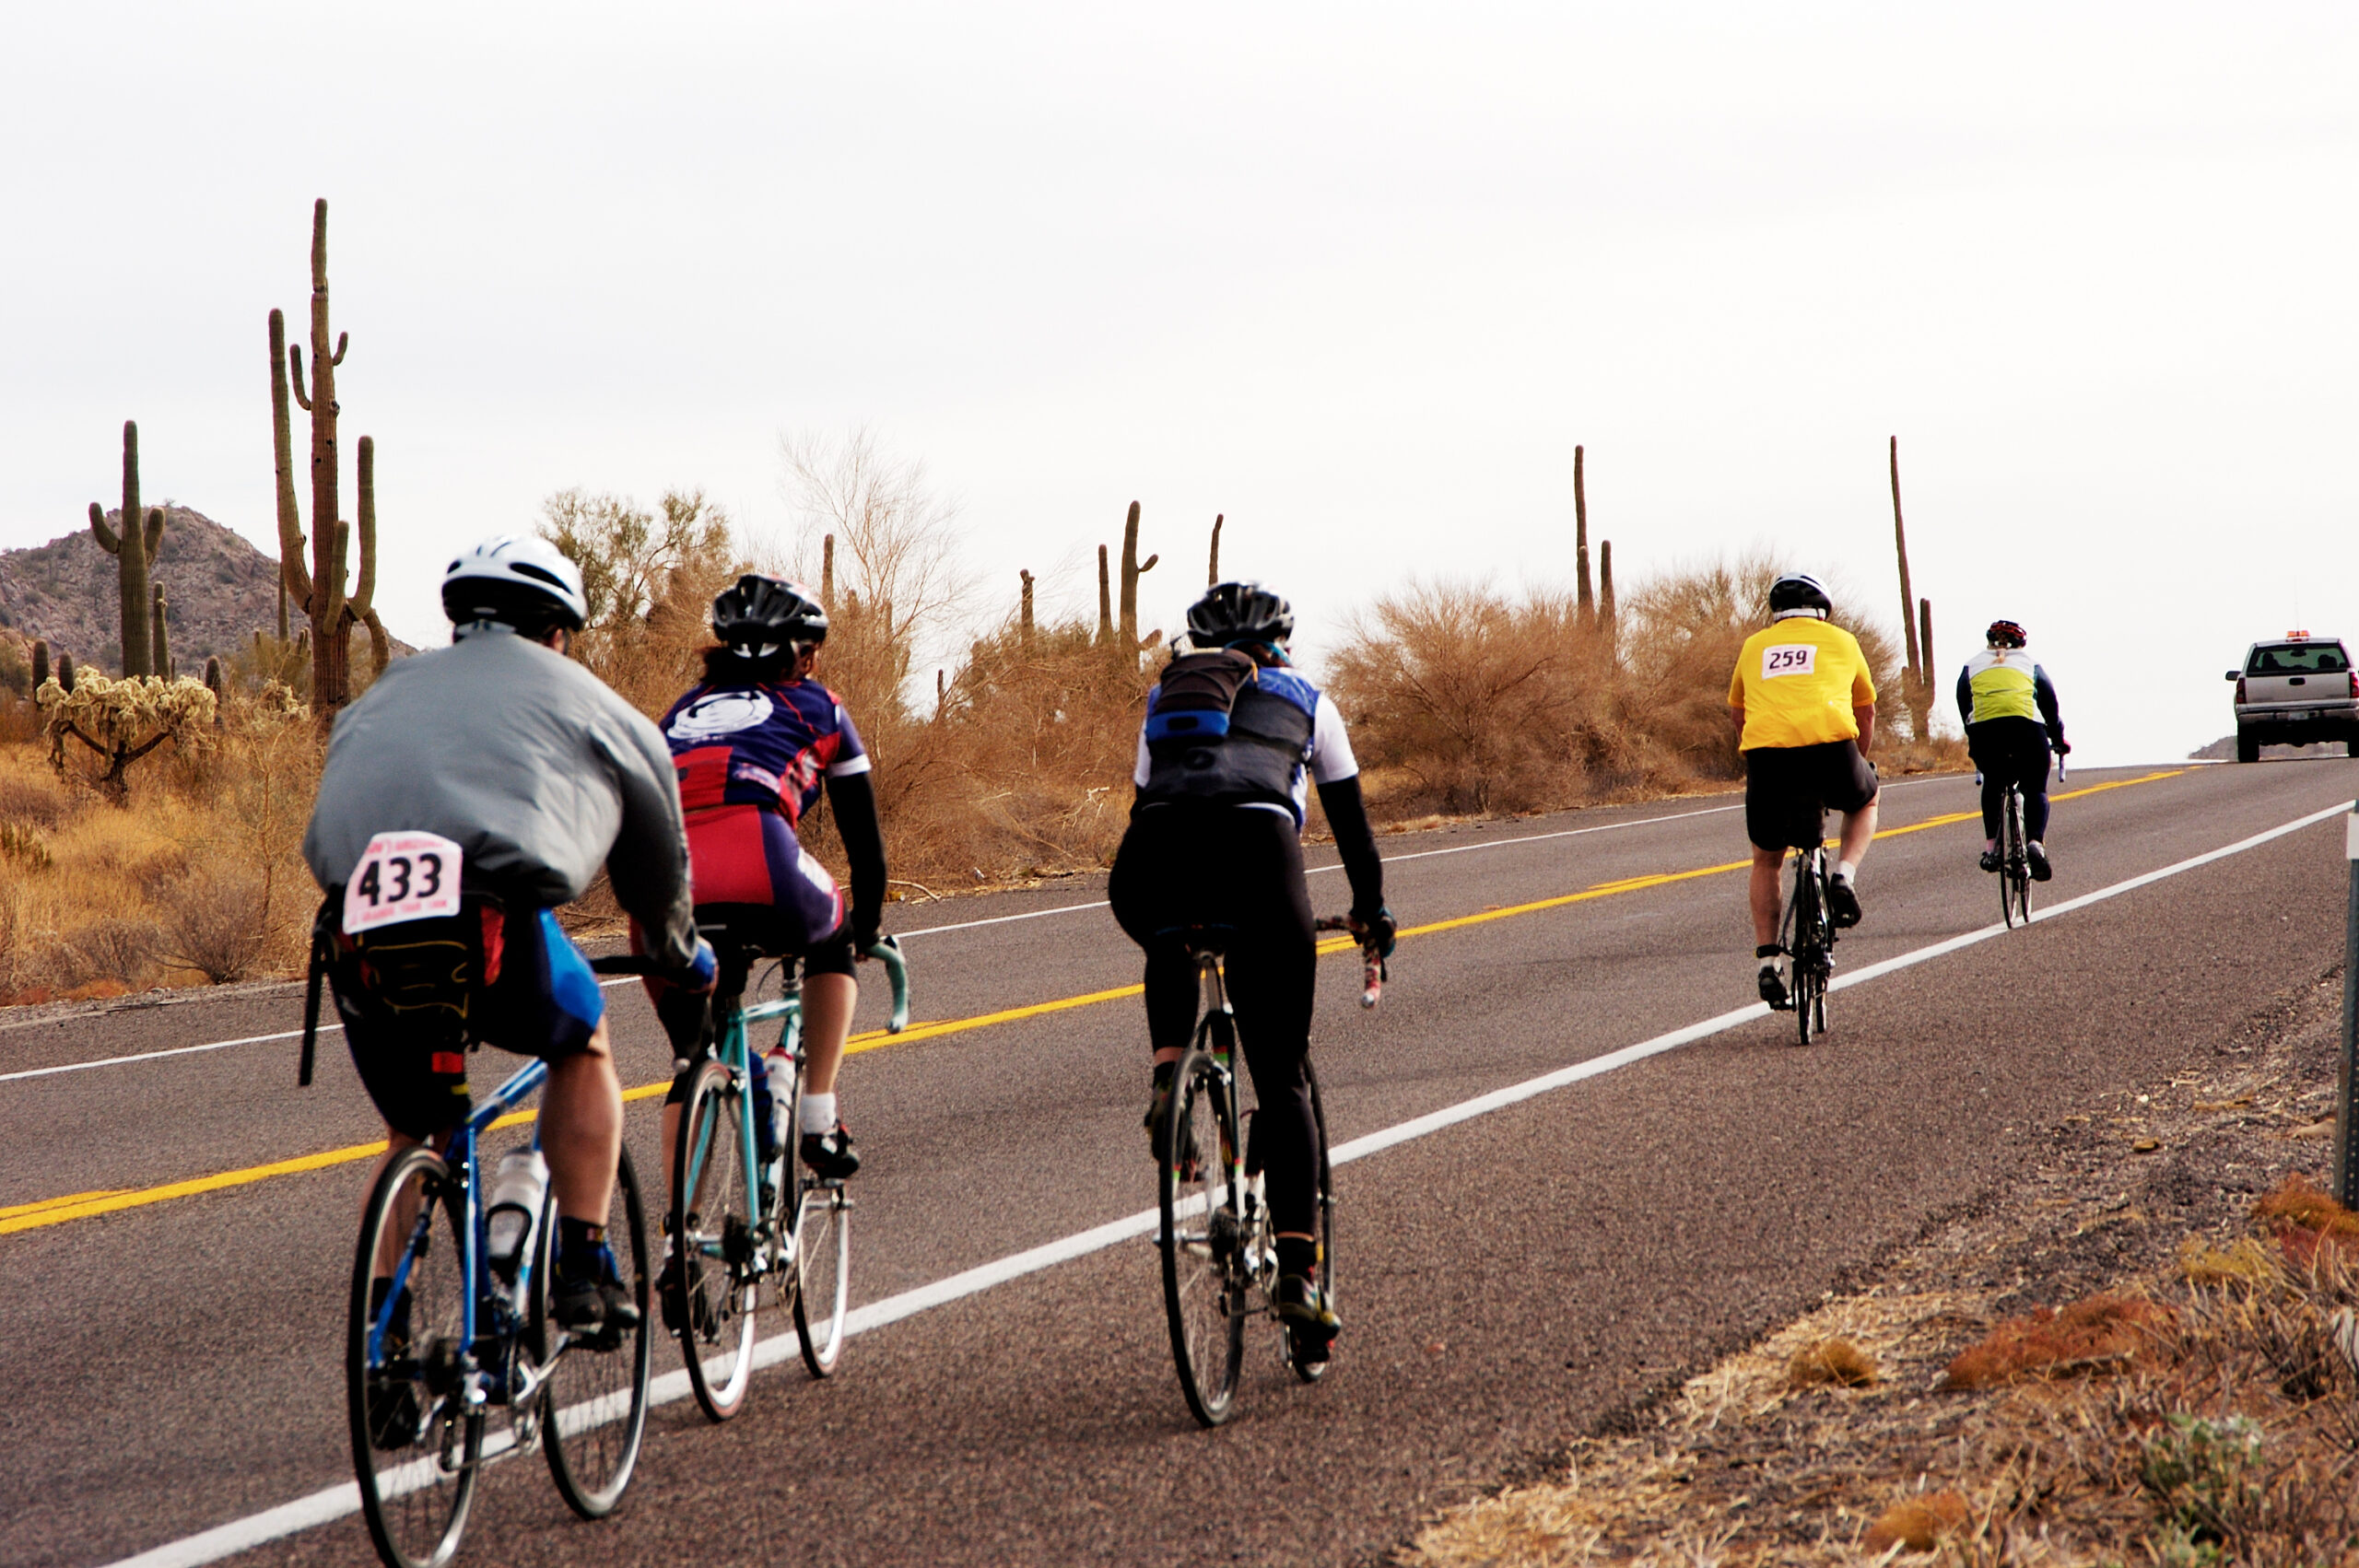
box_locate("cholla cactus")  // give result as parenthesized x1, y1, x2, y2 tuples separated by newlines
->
(38, 672, 219, 799)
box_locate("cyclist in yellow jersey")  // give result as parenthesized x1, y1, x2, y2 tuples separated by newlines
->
(1956, 619, 2068, 881)
(1727, 572, 1880, 1007)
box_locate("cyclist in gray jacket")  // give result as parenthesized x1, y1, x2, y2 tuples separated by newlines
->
(305, 534, 715, 1338)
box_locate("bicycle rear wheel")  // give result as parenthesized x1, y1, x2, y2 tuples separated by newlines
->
(348, 1144, 481, 1568)
(1288, 1059, 1335, 1384)
(537, 1145, 651, 1518)
(671, 1059, 760, 1420)
(1159, 1031, 1247, 1426)
(1782, 857, 1825, 1046)
(791, 1062, 851, 1378)
(2001, 790, 2031, 928)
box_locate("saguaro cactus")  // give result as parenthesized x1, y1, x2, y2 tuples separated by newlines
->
(1919, 598, 1936, 717)
(1888, 436, 1927, 739)
(1599, 540, 1616, 639)
(31, 641, 48, 691)
(57, 652, 76, 694)
(269, 197, 388, 718)
(1574, 444, 1594, 626)
(1096, 545, 1113, 646)
(204, 655, 223, 698)
(150, 586, 172, 681)
(1019, 569, 1036, 647)
(821, 533, 836, 611)
(1117, 501, 1157, 653)
(1207, 513, 1224, 585)
(88, 421, 166, 677)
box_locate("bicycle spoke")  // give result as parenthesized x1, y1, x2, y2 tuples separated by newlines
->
(539, 1146, 651, 1517)
(1159, 1044, 1245, 1426)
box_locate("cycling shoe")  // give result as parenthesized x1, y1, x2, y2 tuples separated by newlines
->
(1826, 877, 1862, 929)
(1757, 962, 1790, 1010)
(1978, 849, 2001, 873)
(2027, 844, 2052, 882)
(799, 1123, 863, 1182)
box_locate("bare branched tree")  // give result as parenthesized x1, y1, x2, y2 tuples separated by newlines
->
(778, 429, 970, 652)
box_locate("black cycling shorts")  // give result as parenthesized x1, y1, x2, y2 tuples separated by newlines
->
(1743, 740, 1879, 852)
(331, 904, 607, 1142)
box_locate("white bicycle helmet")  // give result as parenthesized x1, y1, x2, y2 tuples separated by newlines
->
(440, 534, 589, 632)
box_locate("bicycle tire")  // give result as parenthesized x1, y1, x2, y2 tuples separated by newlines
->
(2001, 790, 2031, 929)
(538, 1145, 651, 1518)
(1288, 1058, 1335, 1384)
(1785, 856, 1822, 1046)
(1159, 1031, 1246, 1426)
(671, 1059, 760, 1420)
(348, 1143, 481, 1568)
(791, 1063, 851, 1379)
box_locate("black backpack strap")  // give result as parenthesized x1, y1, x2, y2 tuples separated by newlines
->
(299, 898, 334, 1087)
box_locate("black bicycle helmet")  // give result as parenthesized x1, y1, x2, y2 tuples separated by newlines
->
(1985, 619, 2026, 649)
(1186, 580, 1295, 649)
(711, 573, 827, 655)
(1766, 571, 1834, 616)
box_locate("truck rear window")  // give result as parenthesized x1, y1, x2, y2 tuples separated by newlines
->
(2248, 644, 2351, 674)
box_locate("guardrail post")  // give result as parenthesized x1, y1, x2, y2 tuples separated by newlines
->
(2339, 805, 2359, 1207)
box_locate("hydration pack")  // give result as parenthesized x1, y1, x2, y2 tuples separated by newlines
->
(1139, 650, 1317, 812)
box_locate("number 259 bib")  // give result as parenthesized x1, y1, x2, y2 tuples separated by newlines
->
(1761, 644, 1818, 678)
(344, 832, 464, 934)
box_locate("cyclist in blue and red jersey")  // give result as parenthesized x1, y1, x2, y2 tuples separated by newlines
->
(635, 576, 886, 1270)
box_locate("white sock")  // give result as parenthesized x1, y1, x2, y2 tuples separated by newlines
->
(799, 1090, 838, 1135)
(1835, 860, 1858, 884)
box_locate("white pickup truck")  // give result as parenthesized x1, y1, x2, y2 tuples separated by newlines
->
(2226, 633, 2358, 762)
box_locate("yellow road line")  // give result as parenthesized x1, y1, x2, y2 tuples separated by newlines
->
(3, 767, 2189, 1235)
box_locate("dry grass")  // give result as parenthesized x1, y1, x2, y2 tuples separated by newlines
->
(0, 696, 321, 999)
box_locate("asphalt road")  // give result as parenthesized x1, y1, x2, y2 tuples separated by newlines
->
(3, 758, 2353, 1568)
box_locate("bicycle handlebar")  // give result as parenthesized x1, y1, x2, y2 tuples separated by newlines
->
(590, 934, 913, 1035)
(1314, 916, 1387, 1009)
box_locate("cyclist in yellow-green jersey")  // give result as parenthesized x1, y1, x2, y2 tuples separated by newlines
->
(1956, 619, 2069, 881)
(1727, 573, 1880, 1008)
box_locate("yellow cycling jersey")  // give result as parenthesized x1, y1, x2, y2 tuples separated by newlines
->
(1728, 615, 1877, 751)
(1962, 649, 2037, 722)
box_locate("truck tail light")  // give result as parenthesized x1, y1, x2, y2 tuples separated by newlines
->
(2349, 672, 2356, 700)
(2236, 676, 2248, 703)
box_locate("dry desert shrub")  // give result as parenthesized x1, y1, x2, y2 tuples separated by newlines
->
(158, 865, 274, 983)
(1786, 1337, 1879, 1389)
(1330, 556, 1918, 821)
(1941, 1293, 2172, 1389)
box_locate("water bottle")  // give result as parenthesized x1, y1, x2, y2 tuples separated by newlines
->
(485, 1148, 548, 1281)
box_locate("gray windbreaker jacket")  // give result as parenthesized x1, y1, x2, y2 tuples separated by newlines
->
(302, 623, 700, 971)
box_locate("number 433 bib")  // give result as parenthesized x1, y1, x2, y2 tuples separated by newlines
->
(344, 831, 464, 934)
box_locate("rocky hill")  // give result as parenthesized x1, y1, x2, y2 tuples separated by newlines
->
(0, 507, 407, 675)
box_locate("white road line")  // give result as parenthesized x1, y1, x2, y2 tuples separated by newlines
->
(99, 794, 2353, 1568)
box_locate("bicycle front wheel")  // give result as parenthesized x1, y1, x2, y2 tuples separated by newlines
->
(791, 1062, 851, 1378)
(537, 1146, 651, 1518)
(348, 1144, 481, 1568)
(671, 1059, 760, 1420)
(1159, 1038, 1247, 1426)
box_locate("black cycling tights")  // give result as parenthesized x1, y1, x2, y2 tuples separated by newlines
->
(1971, 719, 2052, 842)
(1109, 806, 1320, 1236)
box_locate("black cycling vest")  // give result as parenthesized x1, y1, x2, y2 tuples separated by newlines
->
(1138, 654, 1317, 812)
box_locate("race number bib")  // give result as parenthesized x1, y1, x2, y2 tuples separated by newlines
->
(1761, 644, 1818, 679)
(344, 832, 464, 934)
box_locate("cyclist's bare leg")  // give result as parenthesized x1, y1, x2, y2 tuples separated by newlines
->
(543, 1020, 622, 1223)
(1836, 799, 1878, 872)
(368, 1128, 424, 1279)
(795, 972, 856, 1095)
(1748, 847, 1785, 946)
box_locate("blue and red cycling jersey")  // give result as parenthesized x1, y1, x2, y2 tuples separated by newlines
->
(655, 676, 871, 930)
(660, 677, 871, 827)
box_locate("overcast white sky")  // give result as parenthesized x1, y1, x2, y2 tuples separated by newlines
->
(5, 4, 2354, 763)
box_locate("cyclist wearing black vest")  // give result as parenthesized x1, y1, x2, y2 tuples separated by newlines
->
(1108, 581, 1394, 1358)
